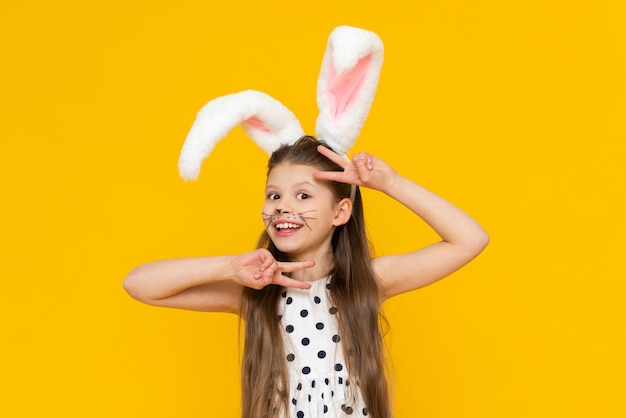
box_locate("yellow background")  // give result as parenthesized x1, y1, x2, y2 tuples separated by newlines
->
(1, 1, 624, 417)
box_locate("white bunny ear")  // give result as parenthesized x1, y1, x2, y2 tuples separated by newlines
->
(315, 26, 384, 155)
(178, 90, 304, 180)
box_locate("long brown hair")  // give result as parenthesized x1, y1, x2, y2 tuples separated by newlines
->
(241, 136, 391, 418)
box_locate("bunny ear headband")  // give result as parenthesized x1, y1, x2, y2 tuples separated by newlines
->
(178, 25, 384, 181)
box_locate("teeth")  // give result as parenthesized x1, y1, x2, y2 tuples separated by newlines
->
(276, 223, 301, 230)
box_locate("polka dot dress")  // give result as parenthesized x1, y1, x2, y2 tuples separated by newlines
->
(279, 277, 369, 417)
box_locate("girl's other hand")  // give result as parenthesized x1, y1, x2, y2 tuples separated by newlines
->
(231, 249, 314, 290)
(313, 145, 398, 192)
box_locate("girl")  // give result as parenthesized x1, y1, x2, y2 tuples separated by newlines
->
(123, 135, 489, 418)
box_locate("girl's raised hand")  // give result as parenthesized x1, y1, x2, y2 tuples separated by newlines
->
(313, 145, 397, 192)
(231, 249, 314, 290)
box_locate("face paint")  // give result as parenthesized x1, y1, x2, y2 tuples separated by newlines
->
(262, 210, 317, 231)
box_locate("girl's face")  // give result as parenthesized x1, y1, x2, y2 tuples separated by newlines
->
(262, 162, 350, 259)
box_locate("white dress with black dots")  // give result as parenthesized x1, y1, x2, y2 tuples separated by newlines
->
(279, 277, 369, 417)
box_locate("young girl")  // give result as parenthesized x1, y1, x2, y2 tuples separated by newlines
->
(123, 135, 489, 418)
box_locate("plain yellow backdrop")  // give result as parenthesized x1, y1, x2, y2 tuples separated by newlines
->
(1, 1, 624, 417)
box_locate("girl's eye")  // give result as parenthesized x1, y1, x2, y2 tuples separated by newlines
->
(267, 193, 280, 200)
(297, 193, 310, 200)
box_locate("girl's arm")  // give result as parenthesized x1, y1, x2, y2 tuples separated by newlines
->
(370, 173, 489, 300)
(123, 249, 314, 314)
(314, 146, 489, 301)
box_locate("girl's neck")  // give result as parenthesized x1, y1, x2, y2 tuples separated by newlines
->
(289, 248, 335, 282)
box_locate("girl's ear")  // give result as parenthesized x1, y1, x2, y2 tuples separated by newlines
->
(179, 90, 304, 180)
(315, 26, 384, 155)
(333, 197, 353, 226)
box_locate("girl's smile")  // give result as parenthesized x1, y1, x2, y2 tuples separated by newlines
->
(272, 218, 304, 237)
(268, 209, 313, 232)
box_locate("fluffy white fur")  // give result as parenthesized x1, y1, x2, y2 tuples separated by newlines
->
(178, 90, 304, 180)
(315, 26, 384, 155)
(178, 26, 383, 180)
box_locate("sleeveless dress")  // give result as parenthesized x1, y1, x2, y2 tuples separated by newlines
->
(279, 277, 369, 417)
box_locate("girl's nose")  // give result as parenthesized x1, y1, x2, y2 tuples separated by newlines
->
(276, 208, 291, 215)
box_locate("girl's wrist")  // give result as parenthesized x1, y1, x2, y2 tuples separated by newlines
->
(224, 255, 242, 282)
(379, 171, 404, 196)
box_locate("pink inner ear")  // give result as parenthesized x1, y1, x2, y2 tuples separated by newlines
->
(245, 116, 272, 133)
(327, 55, 371, 120)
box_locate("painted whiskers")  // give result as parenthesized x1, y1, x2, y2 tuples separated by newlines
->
(262, 210, 317, 231)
